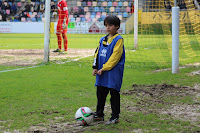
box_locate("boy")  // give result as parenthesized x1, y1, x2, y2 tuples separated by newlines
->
(92, 15, 125, 124)
(53, 0, 68, 54)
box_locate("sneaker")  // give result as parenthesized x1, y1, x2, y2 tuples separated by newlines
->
(93, 113, 104, 122)
(53, 49, 62, 52)
(105, 117, 119, 125)
(60, 51, 68, 54)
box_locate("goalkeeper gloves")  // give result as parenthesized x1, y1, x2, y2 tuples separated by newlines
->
(62, 18, 68, 30)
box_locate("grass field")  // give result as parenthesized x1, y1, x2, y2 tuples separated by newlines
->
(0, 33, 200, 132)
(1, 33, 199, 67)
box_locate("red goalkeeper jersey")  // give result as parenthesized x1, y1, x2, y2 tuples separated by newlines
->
(57, 0, 68, 34)
(57, 0, 68, 20)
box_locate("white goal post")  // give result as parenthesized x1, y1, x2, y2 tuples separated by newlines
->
(134, 0, 138, 49)
(44, 0, 51, 63)
(172, 0, 180, 74)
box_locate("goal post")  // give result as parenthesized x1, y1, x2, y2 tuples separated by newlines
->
(44, 0, 51, 63)
(134, 0, 139, 49)
(172, 1, 180, 74)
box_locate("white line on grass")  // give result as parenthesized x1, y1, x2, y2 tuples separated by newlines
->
(56, 55, 92, 64)
(0, 55, 92, 73)
(0, 65, 44, 73)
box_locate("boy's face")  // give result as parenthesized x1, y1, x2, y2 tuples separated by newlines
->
(105, 23, 119, 36)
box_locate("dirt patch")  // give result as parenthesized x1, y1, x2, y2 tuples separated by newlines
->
(187, 70, 200, 76)
(0, 49, 95, 66)
(26, 118, 106, 133)
(121, 83, 200, 123)
(161, 104, 200, 122)
(27, 122, 86, 133)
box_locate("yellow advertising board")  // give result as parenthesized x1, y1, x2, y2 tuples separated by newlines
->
(141, 10, 200, 24)
(50, 22, 54, 34)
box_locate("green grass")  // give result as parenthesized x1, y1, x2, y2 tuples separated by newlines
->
(0, 33, 200, 132)
(0, 33, 134, 49)
(0, 60, 200, 132)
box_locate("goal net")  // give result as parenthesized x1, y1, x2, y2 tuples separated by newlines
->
(133, 0, 200, 69)
(47, 0, 200, 69)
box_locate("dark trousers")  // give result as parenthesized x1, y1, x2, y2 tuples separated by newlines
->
(96, 86, 120, 118)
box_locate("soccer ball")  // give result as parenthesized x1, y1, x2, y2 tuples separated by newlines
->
(75, 107, 94, 126)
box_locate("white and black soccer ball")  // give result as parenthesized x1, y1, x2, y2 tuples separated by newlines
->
(75, 107, 94, 126)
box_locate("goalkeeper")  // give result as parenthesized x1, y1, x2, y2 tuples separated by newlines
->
(53, 0, 69, 54)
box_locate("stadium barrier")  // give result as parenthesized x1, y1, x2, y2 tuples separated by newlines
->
(0, 22, 44, 33)
(0, 22, 126, 34)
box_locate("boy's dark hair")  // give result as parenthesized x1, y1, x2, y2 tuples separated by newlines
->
(104, 15, 121, 29)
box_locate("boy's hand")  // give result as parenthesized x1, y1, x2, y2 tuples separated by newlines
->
(97, 69, 104, 75)
(92, 69, 98, 76)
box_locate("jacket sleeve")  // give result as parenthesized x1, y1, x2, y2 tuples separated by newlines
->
(63, 2, 68, 17)
(102, 39, 123, 71)
(92, 45, 100, 69)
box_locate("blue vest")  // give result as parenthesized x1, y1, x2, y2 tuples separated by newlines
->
(95, 35, 125, 92)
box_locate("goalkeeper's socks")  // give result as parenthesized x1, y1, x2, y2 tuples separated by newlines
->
(57, 34, 62, 50)
(62, 33, 68, 51)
